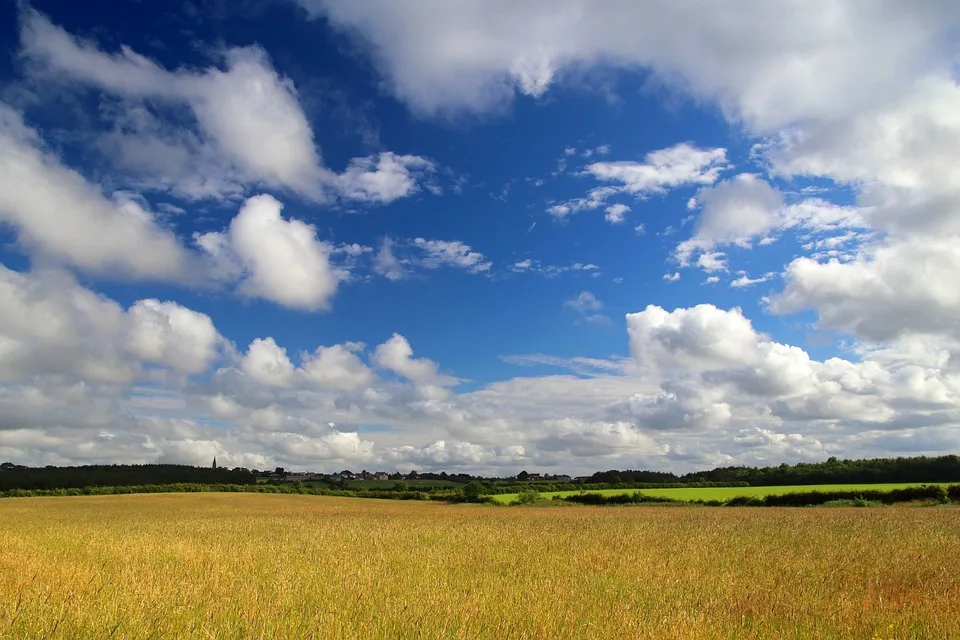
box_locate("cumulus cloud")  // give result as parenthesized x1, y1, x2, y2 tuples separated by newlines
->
(19, 10, 434, 204)
(301, 0, 958, 130)
(336, 153, 435, 204)
(676, 174, 783, 264)
(586, 144, 729, 195)
(373, 334, 457, 387)
(0, 104, 198, 281)
(196, 194, 340, 310)
(0, 265, 222, 386)
(770, 236, 960, 342)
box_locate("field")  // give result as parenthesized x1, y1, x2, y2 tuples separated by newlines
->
(1, 495, 959, 639)
(492, 482, 953, 504)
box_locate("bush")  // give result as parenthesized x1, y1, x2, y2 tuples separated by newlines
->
(561, 492, 680, 506)
(513, 489, 543, 505)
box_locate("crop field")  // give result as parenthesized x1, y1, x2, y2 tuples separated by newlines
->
(492, 482, 953, 504)
(1, 494, 959, 639)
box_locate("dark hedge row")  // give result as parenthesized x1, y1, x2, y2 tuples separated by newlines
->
(556, 484, 960, 507)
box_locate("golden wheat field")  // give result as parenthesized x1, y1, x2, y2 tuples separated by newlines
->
(0, 495, 958, 639)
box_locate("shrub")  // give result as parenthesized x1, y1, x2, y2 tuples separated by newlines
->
(513, 489, 543, 505)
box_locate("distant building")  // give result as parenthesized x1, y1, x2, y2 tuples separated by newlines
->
(527, 473, 543, 481)
(373, 472, 390, 481)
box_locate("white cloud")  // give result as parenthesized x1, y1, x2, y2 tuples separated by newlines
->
(770, 236, 960, 342)
(21, 10, 325, 200)
(547, 143, 727, 220)
(511, 259, 533, 272)
(301, 0, 958, 131)
(694, 252, 727, 273)
(675, 174, 783, 264)
(730, 271, 775, 288)
(125, 300, 221, 374)
(373, 238, 408, 281)
(604, 203, 630, 224)
(585, 144, 729, 195)
(0, 265, 222, 386)
(336, 153, 435, 204)
(509, 260, 599, 277)
(240, 338, 296, 387)
(411, 238, 492, 273)
(373, 333, 457, 387)
(0, 104, 198, 281)
(663, 272, 680, 282)
(197, 194, 339, 310)
(564, 291, 603, 313)
(704, 276, 720, 284)
(301, 343, 376, 391)
(19, 11, 435, 204)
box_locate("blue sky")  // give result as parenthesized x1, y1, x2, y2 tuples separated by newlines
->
(1, 0, 959, 474)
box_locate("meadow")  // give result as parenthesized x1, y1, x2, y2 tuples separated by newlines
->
(492, 482, 954, 504)
(1, 494, 959, 639)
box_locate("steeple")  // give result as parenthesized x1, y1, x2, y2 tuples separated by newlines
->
(212, 457, 218, 469)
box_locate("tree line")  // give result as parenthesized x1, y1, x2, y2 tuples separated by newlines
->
(0, 463, 256, 491)
(3, 454, 960, 492)
(587, 454, 960, 486)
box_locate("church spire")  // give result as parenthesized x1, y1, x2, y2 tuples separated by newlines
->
(212, 457, 218, 469)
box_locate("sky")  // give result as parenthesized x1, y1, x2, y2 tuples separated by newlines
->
(1, 0, 960, 475)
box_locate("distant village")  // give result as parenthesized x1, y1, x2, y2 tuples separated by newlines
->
(257, 467, 583, 483)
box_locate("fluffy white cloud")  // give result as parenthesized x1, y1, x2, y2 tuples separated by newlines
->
(125, 300, 221, 375)
(302, 0, 958, 130)
(770, 236, 960, 342)
(676, 174, 783, 262)
(19, 11, 435, 204)
(586, 144, 729, 195)
(21, 10, 325, 199)
(547, 143, 727, 220)
(604, 203, 630, 224)
(336, 153, 435, 204)
(373, 334, 457, 387)
(0, 104, 198, 280)
(197, 194, 340, 310)
(301, 343, 376, 391)
(0, 265, 222, 387)
(241, 338, 296, 387)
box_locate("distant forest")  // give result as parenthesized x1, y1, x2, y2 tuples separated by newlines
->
(1, 454, 959, 491)
(0, 463, 255, 491)
(588, 455, 960, 486)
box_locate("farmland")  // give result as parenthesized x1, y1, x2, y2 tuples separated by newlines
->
(2, 494, 959, 639)
(492, 482, 955, 504)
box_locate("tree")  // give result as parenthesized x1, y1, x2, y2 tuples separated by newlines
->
(393, 481, 409, 492)
(516, 470, 529, 481)
(462, 480, 485, 501)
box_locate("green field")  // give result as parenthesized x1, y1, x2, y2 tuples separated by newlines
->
(2, 493, 959, 639)
(492, 482, 953, 504)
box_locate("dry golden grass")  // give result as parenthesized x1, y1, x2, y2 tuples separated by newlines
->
(0, 494, 958, 639)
